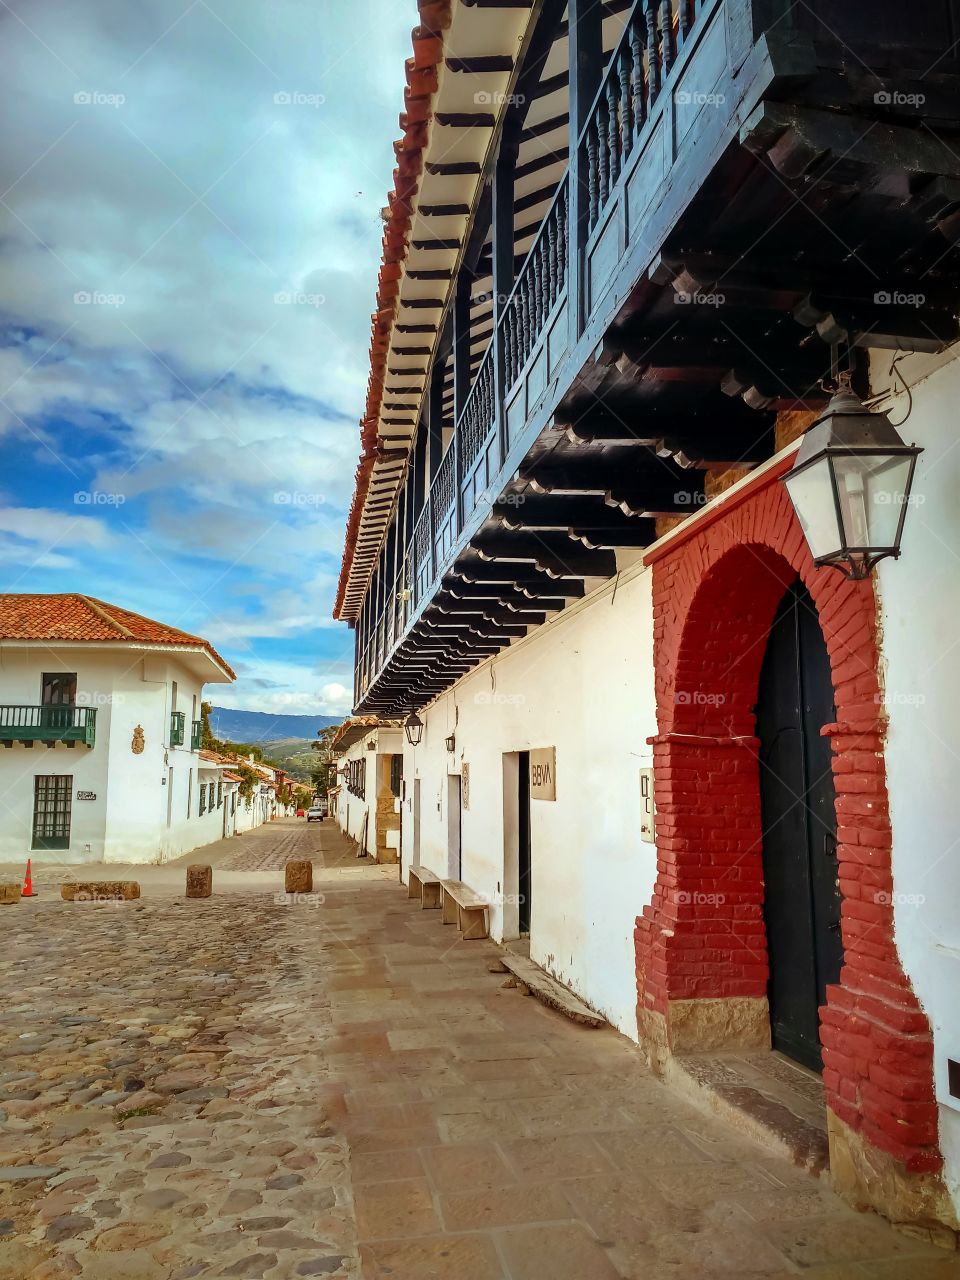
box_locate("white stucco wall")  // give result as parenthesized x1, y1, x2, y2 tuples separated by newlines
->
(335, 738, 377, 856)
(398, 564, 659, 1039)
(871, 347, 960, 1212)
(0, 643, 235, 864)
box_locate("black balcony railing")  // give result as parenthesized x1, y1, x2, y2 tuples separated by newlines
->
(0, 704, 97, 747)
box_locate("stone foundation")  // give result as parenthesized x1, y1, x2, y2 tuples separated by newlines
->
(639, 997, 770, 1072)
(186, 865, 213, 898)
(827, 1111, 959, 1246)
(284, 861, 313, 893)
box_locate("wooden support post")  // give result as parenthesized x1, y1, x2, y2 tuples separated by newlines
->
(492, 120, 520, 468)
(567, 0, 604, 344)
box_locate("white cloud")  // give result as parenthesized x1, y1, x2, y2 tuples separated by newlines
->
(0, 0, 413, 707)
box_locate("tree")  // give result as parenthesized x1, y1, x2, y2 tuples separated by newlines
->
(311, 722, 341, 793)
(294, 785, 312, 811)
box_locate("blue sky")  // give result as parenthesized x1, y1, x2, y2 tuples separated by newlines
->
(0, 0, 413, 714)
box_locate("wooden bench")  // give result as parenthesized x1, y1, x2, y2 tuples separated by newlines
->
(408, 866, 442, 910)
(440, 879, 490, 940)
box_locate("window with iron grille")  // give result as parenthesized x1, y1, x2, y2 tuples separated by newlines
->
(390, 753, 402, 797)
(217, 780, 223, 808)
(199, 783, 206, 816)
(32, 775, 72, 850)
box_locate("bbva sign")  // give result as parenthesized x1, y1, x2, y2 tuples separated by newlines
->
(530, 747, 556, 801)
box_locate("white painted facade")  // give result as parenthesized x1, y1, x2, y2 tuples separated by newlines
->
(871, 347, 960, 1213)
(0, 640, 242, 864)
(333, 725, 403, 861)
(398, 565, 659, 1039)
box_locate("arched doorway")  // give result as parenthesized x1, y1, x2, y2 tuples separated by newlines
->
(634, 466, 944, 1206)
(757, 578, 843, 1071)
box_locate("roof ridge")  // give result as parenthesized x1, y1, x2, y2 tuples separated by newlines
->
(79, 594, 134, 639)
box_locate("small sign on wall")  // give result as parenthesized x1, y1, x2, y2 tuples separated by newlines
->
(530, 747, 556, 801)
(76, 791, 97, 801)
(462, 762, 470, 810)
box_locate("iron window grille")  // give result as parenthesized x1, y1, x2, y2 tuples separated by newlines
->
(33, 774, 72, 850)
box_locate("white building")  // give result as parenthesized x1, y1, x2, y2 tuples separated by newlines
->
(0, 593, 239, 864)
(331, 718, 402, 861)
(331, 0, 960, 1235)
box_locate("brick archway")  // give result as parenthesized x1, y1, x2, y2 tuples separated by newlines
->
(635, 463, 945, 1207)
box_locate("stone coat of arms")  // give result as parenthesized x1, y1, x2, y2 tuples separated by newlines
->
(131, 725, 145, 754)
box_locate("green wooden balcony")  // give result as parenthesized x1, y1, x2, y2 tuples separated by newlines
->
(170, 711, 186, 747)
(0, 705, 96, 748)
(191, 719, 203, 751)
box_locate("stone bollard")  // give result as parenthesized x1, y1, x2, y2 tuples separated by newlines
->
(61, 881, 140, 902)
(0, 883, 22, 905)
(284, 861, 313, 894)
(186, 865, 213, 899)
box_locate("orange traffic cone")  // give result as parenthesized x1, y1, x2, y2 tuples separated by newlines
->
(22, 858, 37, 897)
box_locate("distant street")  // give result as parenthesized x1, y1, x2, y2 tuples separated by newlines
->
(0, 820, 954, 1279)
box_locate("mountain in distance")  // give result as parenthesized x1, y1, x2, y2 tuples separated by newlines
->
(209, 706, 340, 744)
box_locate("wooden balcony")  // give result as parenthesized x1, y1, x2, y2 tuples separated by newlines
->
(355, 0, 960, 713)
(0, 705, 97, 748)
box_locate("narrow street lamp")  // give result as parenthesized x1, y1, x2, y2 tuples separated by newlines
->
(444, 733, 456, 754)
(403, 712, 423, 746)
(784, 374, 923, 580)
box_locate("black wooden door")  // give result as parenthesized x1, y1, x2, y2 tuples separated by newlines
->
(518, 752, 531, 934)
(757, 580, 843, 1072)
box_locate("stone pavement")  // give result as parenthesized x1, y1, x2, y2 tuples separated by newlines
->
(1, 820, 958, 1279)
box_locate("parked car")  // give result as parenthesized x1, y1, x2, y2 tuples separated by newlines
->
(306, 803, 326, 823)
(296, 808, 305, 818)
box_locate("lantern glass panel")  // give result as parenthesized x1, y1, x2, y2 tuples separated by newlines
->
(785, 457, 842, 560)
(832, 453, 915, 549)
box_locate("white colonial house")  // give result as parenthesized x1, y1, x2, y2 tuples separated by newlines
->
(331, 0, 960, 1236)
(331, 717, 402, 861)
(0, 593, 248, 863)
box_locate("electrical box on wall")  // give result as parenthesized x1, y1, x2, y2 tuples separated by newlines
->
(640, 768, 655, 843)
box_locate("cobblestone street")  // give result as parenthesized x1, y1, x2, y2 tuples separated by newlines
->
(1, 820, 958, 1279)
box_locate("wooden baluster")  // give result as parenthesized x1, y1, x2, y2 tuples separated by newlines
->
(619, 45, 633, 162)
(606, 76, 620, 187)
(540, 231, 550, 318)
(680, 0, 693, 43)
(559, 188, 568, 287)
(661, 0, 674, 74)
(586, 128, 600, 231)
(505, 308, 515, 388)
(598, 99, 610, 209)
(630, 16, 645, 136)
(645, 0, 660, 103)
(547, 209, 559, 309)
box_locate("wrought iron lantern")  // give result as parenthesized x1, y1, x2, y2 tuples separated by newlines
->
(403, 712, 423, 747)
(444, 733, 456, 754)
(784, 374, 923, 580)
(366, 738, 376, 751)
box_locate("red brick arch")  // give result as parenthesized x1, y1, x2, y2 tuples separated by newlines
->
(636, 464, 941, 1176)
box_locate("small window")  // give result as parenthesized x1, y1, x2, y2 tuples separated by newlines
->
(217, 780, 223, 809)
(33, 775, 72, 849)
(41, 673, 77, 706)
(199, 782, 206, 817)
(390, 753, 402, 797)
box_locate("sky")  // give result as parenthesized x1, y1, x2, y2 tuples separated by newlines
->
(0, 0, 413, 716)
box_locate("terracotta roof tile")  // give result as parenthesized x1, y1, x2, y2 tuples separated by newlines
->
(0, 594, 235, 679)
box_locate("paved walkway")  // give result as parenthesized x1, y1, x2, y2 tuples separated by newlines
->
(1, 821, 958, 1279)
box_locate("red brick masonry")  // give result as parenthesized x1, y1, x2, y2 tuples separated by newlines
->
(636, 460, 942, 1175)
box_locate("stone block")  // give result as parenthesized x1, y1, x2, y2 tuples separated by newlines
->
(185, 865, 212, 898)
(61, 881, 140, 902)
(0, 883, 22, 905)
(285, 861, 313, 894)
